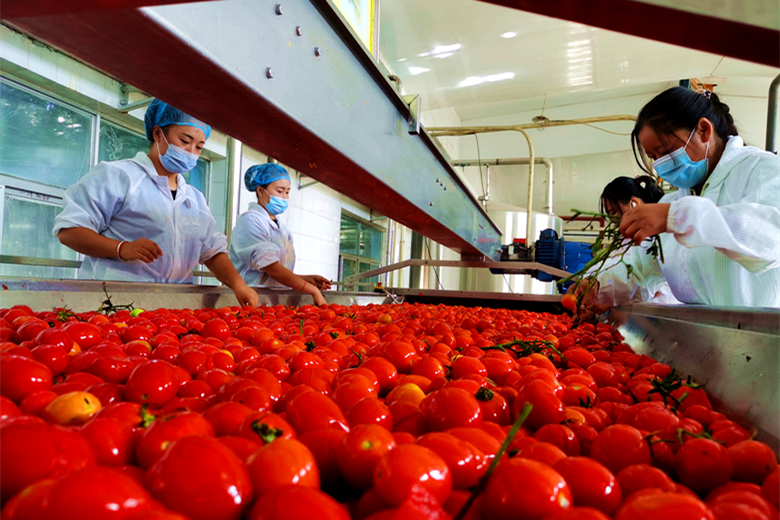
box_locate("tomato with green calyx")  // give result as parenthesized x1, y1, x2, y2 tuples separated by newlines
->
(337, 423, 396, 491)
(246, 438, 320, 496)
(136, 410, 215, 469)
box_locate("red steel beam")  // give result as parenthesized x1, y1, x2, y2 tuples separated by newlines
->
(0, 0, 213, 19)
(478, 0, 779, 68)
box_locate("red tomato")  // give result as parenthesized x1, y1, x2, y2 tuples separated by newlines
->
(246, 438, 320, 496)
(416, 431, 487, 490)
(590, 425, 652, 474)
(203, 401, 254, 437)
(476, 387, 510, 426)
(0, 478, 59, 520)
(535, 424, 581, 457)
(298, 428, 347, 490)
(361, 356, 399, 395)
(248, 485, 350, 520)
(482, 458, 572, 520)
(286, 390, 349, 435)
(0, 355, 53, 403)
(615, 492, 714, 520)
(80, 417, 137, 466)
(337, 424, 397, 491)
(124, 360, 180, 406)
(675, 438, 733, 495)
(373, 444, 452, 507)
(708, 490, 776, 520)
(34, 466, 153, 519)
(136, 411, 215, 469)
(727, 440, 779, 485)
(616, 464, 676, 498)
(515, 378, 566, 430)
(561, 294, 577, 312)
(217, 435, 262, 463)
(762, 467, 779, 509)
(552, 457, 622, 515)
(0, 418, 96, 502)
(63, 321, 104, 349)
(0, 395, 21, 421)
(201, 319, 231, 342)
(346, 396, 393, 430)
(147, 436, 253, 520)
(518, 441, 568, 467)
(422, 387, 483, 431)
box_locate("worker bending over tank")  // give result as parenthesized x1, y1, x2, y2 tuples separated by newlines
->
(577, 87, 780, 311)
(229, 163, 331, 306)
(54, 99, 258, 307)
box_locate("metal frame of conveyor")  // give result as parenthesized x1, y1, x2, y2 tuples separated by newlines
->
(3, 0, 503, 260)
(611, 304, 780, 453)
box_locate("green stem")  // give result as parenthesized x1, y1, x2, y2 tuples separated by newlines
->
(454, 402, 533, 520)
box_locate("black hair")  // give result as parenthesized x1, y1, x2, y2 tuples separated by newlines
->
(600, 175, 664, 215)
(631, 87, 738, 173)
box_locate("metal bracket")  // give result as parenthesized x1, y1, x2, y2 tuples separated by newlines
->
(403, 94, 421, 135)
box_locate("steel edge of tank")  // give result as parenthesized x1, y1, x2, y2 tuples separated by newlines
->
(611, 304, 780, 453)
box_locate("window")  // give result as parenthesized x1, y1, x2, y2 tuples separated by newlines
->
(0, 80, 93, 189)
(98, 121, 148, 163)
(0, 187, 79, 279)
(338, 214, 384, 290)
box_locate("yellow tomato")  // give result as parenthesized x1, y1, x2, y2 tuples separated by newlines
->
(44, 391, 102, 425)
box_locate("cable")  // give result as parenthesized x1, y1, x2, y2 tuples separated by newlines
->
(503, 274, 514, 294)
(424, 239, 444, 290)
(581, 123, 632, 136)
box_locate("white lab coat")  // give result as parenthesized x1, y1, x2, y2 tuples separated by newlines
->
(599, 136, 780, 308)
(53, 152, 227, 283)
(228, 203, 296, 287)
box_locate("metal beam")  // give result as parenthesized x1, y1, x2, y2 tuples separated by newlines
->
(477, 0, 779, 68)
(5, 0, 503, 259)
(0, 0, 208, 18)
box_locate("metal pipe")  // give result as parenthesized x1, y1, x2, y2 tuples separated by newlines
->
(224, 137, 239, 246)
(518, 129, 535, 245)
(767, 72, 780, 153)
(427, 115, 637, 136)
(451, 157, 554, 215)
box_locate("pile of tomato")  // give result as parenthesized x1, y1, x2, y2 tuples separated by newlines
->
(0, 301, 777, 520)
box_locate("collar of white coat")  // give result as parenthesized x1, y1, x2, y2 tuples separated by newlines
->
(248, 202, 278, 223)
(131, 152, 193, 208)
(703, 136, 753, 193)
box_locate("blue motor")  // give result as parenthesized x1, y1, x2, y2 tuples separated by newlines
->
(534, 229, 565, 282)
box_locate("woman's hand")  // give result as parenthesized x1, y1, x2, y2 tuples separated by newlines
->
(313, 291, 327, 307)
(304, 275, 332, 291)
(120, 239, 163, 263)
(568, 279, 612, 320)
(620, 203, 670, 245)
(232, 281, 259, 308)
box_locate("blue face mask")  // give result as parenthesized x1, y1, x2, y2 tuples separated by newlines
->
(262, 188, 289, 215)
(157, 133, 199, 174)
(652, 128, 710, 190)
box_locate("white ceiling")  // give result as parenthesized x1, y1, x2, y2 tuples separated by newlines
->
(379, 0, 780, 122)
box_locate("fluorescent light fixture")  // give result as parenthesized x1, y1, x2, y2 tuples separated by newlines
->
(458, 72, 515, 88)
(433, 52, 453, 59)
(567, 49, 592, 57)
(408, 66, 430, 75)
(567, 39, 590, 47)
(431, 43, 461, 54)
(419, 52, 430, 57)
(398, 58, 408, 62)
(501, 32, 517, 39)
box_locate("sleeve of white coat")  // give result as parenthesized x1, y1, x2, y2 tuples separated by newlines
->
(198, 210, 228, 264)
(592, 243, 667, 307)
(666, 156, 780, 273)
(230, 213, 286, 270)
(52, 163, 129, 236)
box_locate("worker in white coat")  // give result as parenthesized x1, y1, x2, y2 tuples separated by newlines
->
(54, 99, 259, 307)
(575, 176, 679, 318)
(229, 163, 331, 306)
(582, 86, 780, 310)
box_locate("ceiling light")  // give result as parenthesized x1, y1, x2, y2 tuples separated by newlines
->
(458, 72, 515, 88)
(408, 66, 430, 75)
(567, 39, 590, 47)
(418, 52, 430, 57)
(431, 43, 461, 54)
(433, 52, 453, 59)
(501, 32, 517, 39)
(398, 58, 408, 62)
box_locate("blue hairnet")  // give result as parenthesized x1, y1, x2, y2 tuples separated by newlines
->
(144, 99, 211, 141)
(245, 163, 290, 192)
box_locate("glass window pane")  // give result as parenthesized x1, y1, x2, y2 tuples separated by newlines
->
(98, 122, 148, 163)
(358, 261, 379, 285)
(340, 216, 359, 255)
(0, 193, 79, 279)
(0, 80, 93, 189)
(359, 225, 383, 262)
(184, 157, 209, 196)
